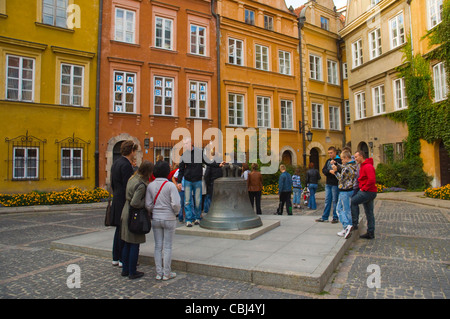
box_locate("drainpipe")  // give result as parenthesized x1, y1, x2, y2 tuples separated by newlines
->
(95, 0, 103, 188)
(337, 38, 346, 148)
(211, 0, 222, 153)
(298, 14, 307, 166)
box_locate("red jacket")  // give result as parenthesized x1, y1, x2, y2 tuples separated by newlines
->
(358, 158, 377, 192)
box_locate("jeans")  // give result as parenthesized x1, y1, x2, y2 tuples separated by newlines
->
(121, 242, 140, 275)
(248, 191, 262, 214)
(184, 180, 202, 222)
(112, 226, 124, 262)
(322, 184, 339, 221)
(351, 188, 360, 226)
(336, 191, 352, 228)
(278, 192, 292, 215)
(351, 191, 377, 233)
(178, 191, 194, 222)
(292, 188, 301, 205)
(203, 194, 212, 213)
(152, 219, 176, 277)
(308, 184, 318, 209)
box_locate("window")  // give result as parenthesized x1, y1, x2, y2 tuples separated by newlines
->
(329, 106, 340, 130)
(396, 142, 404, 161)
(255, 44, 269, 71)
(113, 71, 136, 113)
(42, 0, 68, 28)
(433, 62, 448, 102)
(355, 91, 366, 119)
(279, 51, 291, 75)
(428, 0, 443, 29)
(320, 17, 329, 30)
(6, 55, 34, 102)
(372, 85, 385, 114)
(61, 148, 83, 178)
(190, 24, 206, 56)
(389, 13, 405, 49)
(154, 76, 174, 116)
(327, 60, 338, 85)
(115, 8, 136, 43)
(369, 28, 382, 59)
(189, 81, 207, 118)
(394, 78, 408, 109)
(228, 38, 244, 65)
(311, 103, 324, 129)
(228, 93, 244, 126)
(309, 54, 322, 80)
(383, 143, 394, 164)
(264, 15, 273, 30)
(257, 96, 270, 128)
(371, 0, 381, 6)
(13, 147, 39, 180)
(61, 64, 84, 106)
(245, 9, 255, 25)
(154, 147, 171, 164)
(281, 100, 293, 129)
(344, 100, 350, 125)
(343, 63, 348, 79)
(155, 16, 173, 50)
(352, 39, 363, 68)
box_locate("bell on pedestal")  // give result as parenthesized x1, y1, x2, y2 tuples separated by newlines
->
(200, 177, 262, 231)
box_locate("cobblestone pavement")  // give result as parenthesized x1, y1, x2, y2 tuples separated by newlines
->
(0, 195, 449, 299)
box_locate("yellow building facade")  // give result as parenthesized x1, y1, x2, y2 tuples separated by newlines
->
(217, 0, 303, 166)
(0, 0, 99, 193)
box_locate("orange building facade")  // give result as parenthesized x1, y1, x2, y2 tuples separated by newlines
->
(98, 0, 218, 188)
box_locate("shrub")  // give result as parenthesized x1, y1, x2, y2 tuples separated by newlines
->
(424, 184, 450, 200)
(375, 159, 431, 191)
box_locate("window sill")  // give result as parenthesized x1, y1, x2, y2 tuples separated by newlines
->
(110, 40, 140, 47)
(35, 22, 74, 33)
(150, 46, 178, 54)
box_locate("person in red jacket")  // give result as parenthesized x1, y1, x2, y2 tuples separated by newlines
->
(351, 150, 377, 239)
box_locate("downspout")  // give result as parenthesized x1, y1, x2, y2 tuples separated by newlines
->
(95, 0, 103, 188)
(298, 13, 307, 166)
(337, 38, 346, 148)
(211, 0, 221, 133)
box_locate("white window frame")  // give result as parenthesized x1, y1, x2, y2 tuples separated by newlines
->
(372, 85, 385, 115)
(154, 147, 172, 164)
(355, 91, 366, 120)
(329, 105, 340, 130)
(155, 16, 173, 50)
(190, 24, 206, 56)
(279, 50, 291, 75)
(113, 71, 136, 113)
(42, 0, 68, 28)
(320, 16, 329, 30)
(228, 38, 244, 66)
(311, 103, 324, 129)
(393, 78, 408, 109)
(245, 9, 255, 25)
(352, 39, 363, 68)
(427, 0, 443, 29)
(389, 13, 405, 49)
(255, 44, 269, 71)
(13, 147, 39, 180)
(344, 99, 350, 125)
(369, 28, 382, 59)
(153, 76, 174, 116)
(60, 63, 84, 106)
(189, 81, 208, 118)
(61, 148, 83, 179)
(228, 93, 245, 126)
(264, 15, 273, 30)
(281, 100, 293, 129)
(433, 62, 448, 102)
(309, 54, 322, 81)
(6, 55, 35, 102)
(115, 7, 136, 44)
(256, 96, 271, 128)
(327, 60, 339, 85)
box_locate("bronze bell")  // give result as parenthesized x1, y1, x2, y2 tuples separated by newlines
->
(200, 176, 263, 231)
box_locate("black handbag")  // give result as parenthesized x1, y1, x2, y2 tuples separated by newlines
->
(128, 182, 151, 234)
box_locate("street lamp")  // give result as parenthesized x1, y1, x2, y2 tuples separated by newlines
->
(299, 121, 313, 141)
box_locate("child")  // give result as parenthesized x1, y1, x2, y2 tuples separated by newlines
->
(331, 150, 357, 239)
(277, 165, 293, 215)
(292, 168, 302, 208)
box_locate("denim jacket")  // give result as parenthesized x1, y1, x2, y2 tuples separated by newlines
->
(278, 171, 293, 193)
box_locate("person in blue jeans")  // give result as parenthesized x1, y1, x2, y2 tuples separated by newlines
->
(292, 168, 302, 208)
(277, 165, 293, 215)
(306, 162, 320, 210)
(316, 146, 341, 223)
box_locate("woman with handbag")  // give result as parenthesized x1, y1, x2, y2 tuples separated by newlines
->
(120, 160, 154, 279)
(145, 161, 181, 281)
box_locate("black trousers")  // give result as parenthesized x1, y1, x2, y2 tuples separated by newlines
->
(278, 191, 292, 215)
(248, 191, 262, 215)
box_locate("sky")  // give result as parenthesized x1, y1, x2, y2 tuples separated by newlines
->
(284, 0, 348, 10)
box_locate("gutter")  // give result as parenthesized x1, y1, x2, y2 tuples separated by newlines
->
(298, 13, 307, 166)
(94, 0, 103, 188)
(337, 38, 346, 147)
(211, 0, 221, 131)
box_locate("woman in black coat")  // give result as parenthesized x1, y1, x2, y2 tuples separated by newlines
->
(110, 140, 138, 266)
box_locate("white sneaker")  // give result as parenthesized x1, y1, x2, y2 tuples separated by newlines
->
(337, 229, 346, 237)
(344, 225, 353, 239)
(186, 221, 193, 227)
(163, 272, 176, 281)
(112, 260, 119, 266)
(155, 274, 163, 280)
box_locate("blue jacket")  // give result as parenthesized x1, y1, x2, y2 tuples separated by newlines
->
(278, 171, 293, 193)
